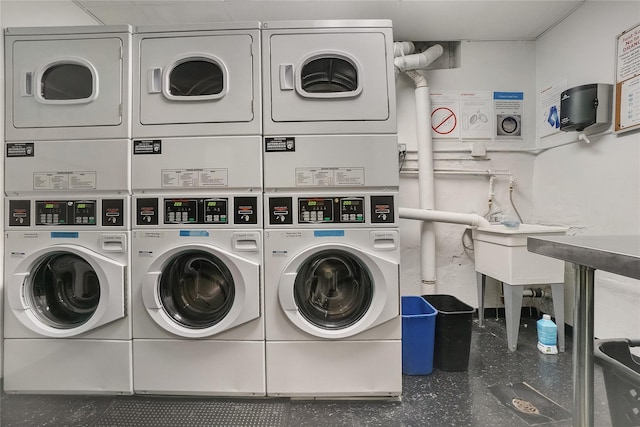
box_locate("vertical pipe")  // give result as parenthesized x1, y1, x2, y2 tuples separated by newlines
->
(414, 85, 436, 293)
(572, 264, 595, 427)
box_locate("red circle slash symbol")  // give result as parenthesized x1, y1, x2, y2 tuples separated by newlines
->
(431, 107, 457, 134)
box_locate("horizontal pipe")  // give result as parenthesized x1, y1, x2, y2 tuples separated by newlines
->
(399, 207, 491, 228)
(523, 288, 552, 298)
(401, 168, 513, 177)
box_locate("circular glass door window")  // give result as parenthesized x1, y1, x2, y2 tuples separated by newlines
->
(29, 252, 100, 328)
(294, 249, 373, 329)
(159, 250, 235, 329)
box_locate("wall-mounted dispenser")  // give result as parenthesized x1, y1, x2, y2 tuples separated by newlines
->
(560, 83, 612, 133)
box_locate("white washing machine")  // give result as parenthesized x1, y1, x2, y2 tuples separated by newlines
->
(133, 23, 261, 138)
(5, 139, 130, 196)
(131, 136, 261, 194)
(263, 192, 401, 397)
(3, 196, 132, 394)
(4, 25, 132, 142)
(131, 194, 264, 396)
(262, 20, 396, 136)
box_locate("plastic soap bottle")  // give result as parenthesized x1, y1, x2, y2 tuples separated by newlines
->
(537, 314, 558, 354)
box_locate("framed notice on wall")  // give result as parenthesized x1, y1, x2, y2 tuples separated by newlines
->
(615, 23, 640, 134)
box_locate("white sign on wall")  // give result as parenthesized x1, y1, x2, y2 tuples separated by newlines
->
(539, 79, 567, 138)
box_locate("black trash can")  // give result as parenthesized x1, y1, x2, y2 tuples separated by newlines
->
(594, 338, 640, 427)
(422, 294, 474, 372)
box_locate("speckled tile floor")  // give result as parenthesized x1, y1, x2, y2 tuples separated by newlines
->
(0, 316, 614, 427)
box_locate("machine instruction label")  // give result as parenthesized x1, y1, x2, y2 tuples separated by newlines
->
(7, 142, 34, 157)
(295, 167, 364, 186)
(161, 169, 228, 188)
(265, 137, 295, 152)
(133, 139, 162, 154)
(34, 171, 97, 190)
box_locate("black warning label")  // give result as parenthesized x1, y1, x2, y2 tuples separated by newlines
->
(133, 139, 162, 155)
(7, 142, 34, 157)
(265, 137, 295, 152)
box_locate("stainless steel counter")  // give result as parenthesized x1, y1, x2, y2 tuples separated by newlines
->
(527, 235, 640, 427)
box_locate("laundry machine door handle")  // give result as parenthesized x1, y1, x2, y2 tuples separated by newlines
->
(278, 272, 298, 311)
(147, 68, 162, 94)
(21, 72, 34, 97)
(8, 272, 30, 310)
(142, 272, 162, 309)
(279, 64, 294, 91)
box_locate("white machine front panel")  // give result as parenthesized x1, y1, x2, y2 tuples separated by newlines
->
(6, 31, 130, 141)
(5, 139, 130, 195)
(266, 340, 401, 397)
(136, 31, 260, 136)
(264, 229, 400, 341)
(133, 340, 265, 396)
(263, 134, 398, 191)
(4, 230, 131, 340)
(4, 339, 133, 394)
(132, 136, 261, 193)
(263, 25, 395, 134)
(132, 230, 263, 341)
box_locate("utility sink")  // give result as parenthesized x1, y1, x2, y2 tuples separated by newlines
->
(473, 224, 569, 352)
(472, 224, 568, 285)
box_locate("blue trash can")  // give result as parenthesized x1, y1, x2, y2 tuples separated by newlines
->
(401, 296, 437, 375)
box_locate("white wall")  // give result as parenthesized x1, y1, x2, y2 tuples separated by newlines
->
(534, 1, 640, 339)
(1, 1, 98, 27)
(398, 40, 538, 310)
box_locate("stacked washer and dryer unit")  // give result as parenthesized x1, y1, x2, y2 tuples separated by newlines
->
(130, 23, 265, 396)
(2, 20, 400, 399)
(261, 20, 402, 398)
(3, 26, 134, 393)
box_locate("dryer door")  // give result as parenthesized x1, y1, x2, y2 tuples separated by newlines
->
(10, 37, 124, 129)
(7, 245, 126, 338)
(141, 244, 260, 338)
(268, 32, 391, 123)
(278, 244, 398, 339)
(138, 33, 255, 126)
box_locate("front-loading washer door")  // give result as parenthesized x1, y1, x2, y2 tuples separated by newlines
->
(7, 245, 127, 338)
(141, 244, 260, 338)
(278, 244, 398, 339)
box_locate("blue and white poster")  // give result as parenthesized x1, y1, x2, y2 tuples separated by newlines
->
(539, 79, 566, 138)
(494, 91, 524, 140)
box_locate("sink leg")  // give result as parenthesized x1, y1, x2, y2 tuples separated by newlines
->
(476, 272, 486, 327)
(503, 283, 524, 352)
(550, 282, 565, 352)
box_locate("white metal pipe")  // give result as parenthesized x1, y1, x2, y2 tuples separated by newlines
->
(414, 85, 436, 289)
(400, 207, 491, 228)
(394, 45, 444, 72)
(400, 168, 514, 177)
(393, 41, 415, 57)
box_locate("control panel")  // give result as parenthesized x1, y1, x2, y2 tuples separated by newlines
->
(8, 199, 125, 227)
(268, 195, 395, 225)
(136, 197, 258, 226)
(299, 197, 365, 224)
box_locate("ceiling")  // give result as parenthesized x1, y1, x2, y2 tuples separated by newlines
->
(71, 0, 586, 41)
